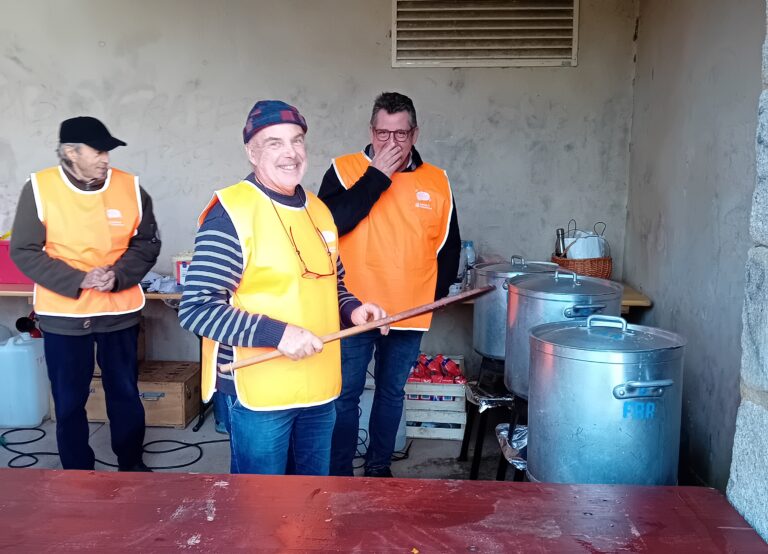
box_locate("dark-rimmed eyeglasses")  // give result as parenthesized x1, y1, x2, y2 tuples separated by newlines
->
(371, 127, 414, 142)
(270, 199, 335, 279)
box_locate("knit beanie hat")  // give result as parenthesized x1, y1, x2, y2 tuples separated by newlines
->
(243, 100, 307, 144)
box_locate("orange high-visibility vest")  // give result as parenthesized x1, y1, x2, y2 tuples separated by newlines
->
(332, 152, 453, 330)
(199, 181, 341, 410)
(30, 166, 145, 317)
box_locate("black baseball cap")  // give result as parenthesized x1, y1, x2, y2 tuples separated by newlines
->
(59, 116, 126, 151)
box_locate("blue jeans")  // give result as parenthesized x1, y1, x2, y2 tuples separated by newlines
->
(330, 330, 423, 475)
(224, 394, 336, 475)
(45, 326, 145, 470)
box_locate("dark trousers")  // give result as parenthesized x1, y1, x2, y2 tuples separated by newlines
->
(44, 326, 145, 470)
(330, 330, 423, 475)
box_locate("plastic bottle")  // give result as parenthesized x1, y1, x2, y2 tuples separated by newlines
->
(465, 240, 476, 268)
(456, 241, 468, 282)
(555, 228, 566, 258)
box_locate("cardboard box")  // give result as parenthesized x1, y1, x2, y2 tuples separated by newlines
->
(52, 360, 201, 428)
(0, 241, 33, 284)
(172, 253, 194, 285)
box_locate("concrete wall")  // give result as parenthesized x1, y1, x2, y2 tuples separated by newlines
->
(727, 3, 768, 540)
(625, 0, 763, 491)
(0, 0, 637, 366)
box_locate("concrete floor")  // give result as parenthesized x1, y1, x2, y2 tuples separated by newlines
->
(0, 408, 511, 480)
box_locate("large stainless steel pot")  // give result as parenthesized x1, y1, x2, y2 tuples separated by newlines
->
(472, 256, 556, 359)
(504, 269, 622, 398)
(527, 315, 685, 485)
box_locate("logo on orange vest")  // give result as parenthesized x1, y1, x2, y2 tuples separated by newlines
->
(415, 191, 432, 210)
(106, 208, 124, 226)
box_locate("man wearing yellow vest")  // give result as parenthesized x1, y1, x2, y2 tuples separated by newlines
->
(319, 92, 461, 477)
(179, 101, 387, 476)
(10, 117, 161, 471)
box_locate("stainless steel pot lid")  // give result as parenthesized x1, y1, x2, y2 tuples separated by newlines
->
(507, 268, 623, 300)
(530, 315, 686, 363)
(474, 255, 556, 279)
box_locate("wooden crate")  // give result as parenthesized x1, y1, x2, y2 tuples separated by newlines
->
(52, 361, 200, 429)
(404, 382, 467, 440)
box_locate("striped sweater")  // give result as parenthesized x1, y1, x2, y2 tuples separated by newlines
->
(178, 177, 361, 395)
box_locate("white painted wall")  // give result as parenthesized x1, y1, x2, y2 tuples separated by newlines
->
(0, 1, 636, 366)
(625, 0, 763, 489)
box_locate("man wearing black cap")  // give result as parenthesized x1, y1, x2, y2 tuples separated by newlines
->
(179, 100, 387, 476)
(10, 116, 161, 472)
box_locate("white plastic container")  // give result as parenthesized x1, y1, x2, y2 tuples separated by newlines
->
(0, 333, 49, 427)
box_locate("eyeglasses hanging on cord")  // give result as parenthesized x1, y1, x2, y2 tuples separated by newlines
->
(269, 197, 335, 279)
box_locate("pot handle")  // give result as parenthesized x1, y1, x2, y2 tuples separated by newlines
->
(564, 304, 606, 318)
(511, 255, 559, 269)
(554, 268, 579, 283)
(613, 379, 674, 399)
(586, 314, 627, 331)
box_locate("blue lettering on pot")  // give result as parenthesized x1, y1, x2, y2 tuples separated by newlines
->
(623, 401, 656, 419)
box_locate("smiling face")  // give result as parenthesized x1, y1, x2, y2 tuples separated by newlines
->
(64, 144, 110, 182)
(245, 123, 307, 195)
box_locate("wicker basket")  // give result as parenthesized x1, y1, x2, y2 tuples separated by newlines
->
(551, 254, 612, 279)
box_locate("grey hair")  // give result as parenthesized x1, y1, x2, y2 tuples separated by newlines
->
(57, 143, 82, 166)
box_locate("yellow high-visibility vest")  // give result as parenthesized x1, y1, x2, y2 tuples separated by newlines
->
(199, 181, 341, 410)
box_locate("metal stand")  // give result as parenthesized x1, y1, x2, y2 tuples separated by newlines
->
(495, 397, 527, 481)
(458, 357, 516, 480)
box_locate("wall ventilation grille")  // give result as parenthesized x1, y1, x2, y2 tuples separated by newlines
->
(392, 0, 579, 67)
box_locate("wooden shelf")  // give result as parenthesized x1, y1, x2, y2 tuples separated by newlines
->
(0, 283, 36, 297)
(0, 284, 181, 301)
(619, 283, 652, 307)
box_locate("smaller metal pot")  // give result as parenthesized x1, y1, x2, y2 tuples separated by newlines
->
(504, 269, 623, 398)
(472, 256, 556, 359)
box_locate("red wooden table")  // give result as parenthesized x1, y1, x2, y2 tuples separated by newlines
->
(0, 468, 763, 552)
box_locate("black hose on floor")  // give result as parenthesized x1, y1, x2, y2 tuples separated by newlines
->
(0, 428, 57, 468)
(0, 427, 229, 470)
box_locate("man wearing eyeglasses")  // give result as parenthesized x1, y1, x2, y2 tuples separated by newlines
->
(319, 92, 461, 478)
(179, 100, 387, 476)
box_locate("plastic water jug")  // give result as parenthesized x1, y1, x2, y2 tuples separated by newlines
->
(0, 333, 49, 427)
